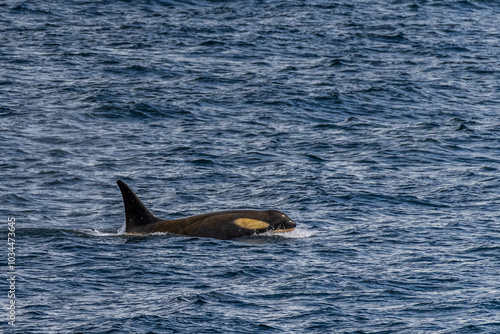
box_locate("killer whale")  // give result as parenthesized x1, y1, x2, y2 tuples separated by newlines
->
(117, 180, 296, 240)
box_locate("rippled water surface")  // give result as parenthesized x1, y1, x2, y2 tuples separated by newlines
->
(1, 0, 500, 333)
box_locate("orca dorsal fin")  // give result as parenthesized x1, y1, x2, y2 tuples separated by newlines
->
(117, 180, 160, 232)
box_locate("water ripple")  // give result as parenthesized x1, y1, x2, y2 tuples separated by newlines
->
(2, 0, 500, 333)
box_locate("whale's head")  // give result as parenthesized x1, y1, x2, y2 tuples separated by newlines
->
(232, 210, 296, 235)
(265, 210, 296, 233)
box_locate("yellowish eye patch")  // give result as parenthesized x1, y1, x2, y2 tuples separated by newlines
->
(234, 218, 269, 230)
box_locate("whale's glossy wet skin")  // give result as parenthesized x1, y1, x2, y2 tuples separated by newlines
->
(117, 180, 296, 239)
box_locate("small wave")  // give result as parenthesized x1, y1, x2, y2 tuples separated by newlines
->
(259, 227, 315, 239)
(78, 226, 313, 239)
(79, 229, 123, 237)
(148, 232, 173, 236)
(80, 223, 125, 237)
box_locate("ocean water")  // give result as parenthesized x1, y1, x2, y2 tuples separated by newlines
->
(1, 0, 500, 332)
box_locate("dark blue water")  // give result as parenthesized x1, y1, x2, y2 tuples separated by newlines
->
(1, 0, 500, 332)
